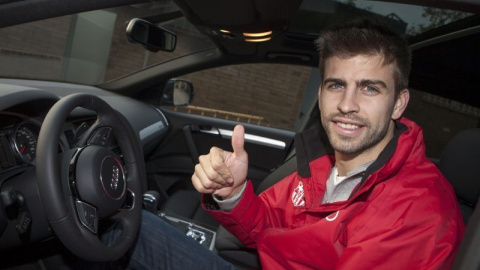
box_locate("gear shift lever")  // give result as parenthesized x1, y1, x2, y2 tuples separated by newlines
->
(142, 190, 160, 213)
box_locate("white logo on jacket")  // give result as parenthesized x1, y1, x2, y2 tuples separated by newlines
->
(292, 181, 306, 207)
(326, 211, 339, 221)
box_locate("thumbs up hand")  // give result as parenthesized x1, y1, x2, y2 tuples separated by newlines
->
(192, 125, 248, 199)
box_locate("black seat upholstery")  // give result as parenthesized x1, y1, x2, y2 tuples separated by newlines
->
(440, 128, 480, 269)
(439, 128, 480, 222)
(452, 198, 480, 270)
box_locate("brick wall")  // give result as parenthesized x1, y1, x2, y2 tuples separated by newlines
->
(180, 63, 312, 130)
(0, 16, 72, 80)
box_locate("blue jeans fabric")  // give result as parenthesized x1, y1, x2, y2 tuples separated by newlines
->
(75, 210, 235, 270)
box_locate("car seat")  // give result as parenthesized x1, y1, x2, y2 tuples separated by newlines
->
(440, 128, 480, 269)
(439, 128, 480, 223)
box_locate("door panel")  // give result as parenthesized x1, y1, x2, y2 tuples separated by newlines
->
(145, 109, 295, 194)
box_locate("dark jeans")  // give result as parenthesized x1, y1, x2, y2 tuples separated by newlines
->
(74, 210, 235, 270)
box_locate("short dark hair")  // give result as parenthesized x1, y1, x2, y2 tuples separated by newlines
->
(315, 19, 411, 96)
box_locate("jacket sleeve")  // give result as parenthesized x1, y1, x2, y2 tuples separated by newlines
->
(203, 175, 298, 248)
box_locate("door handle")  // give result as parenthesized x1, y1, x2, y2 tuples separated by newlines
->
(192, 125, 285, 150)
(191, 125, 220, 135)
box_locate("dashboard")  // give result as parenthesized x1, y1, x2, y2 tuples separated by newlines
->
(0, 79, 169, 250)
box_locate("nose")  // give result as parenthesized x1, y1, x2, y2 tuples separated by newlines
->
(337, 88, 359, 114)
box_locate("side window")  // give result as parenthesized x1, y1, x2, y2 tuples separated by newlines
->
(405, 33, 480, 159)
(174, 64, 315, 131)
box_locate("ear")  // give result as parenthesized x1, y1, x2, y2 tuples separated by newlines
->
(391, 89, 409, 120)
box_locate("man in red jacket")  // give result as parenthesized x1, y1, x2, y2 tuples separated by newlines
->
(192, 19, 465, 269)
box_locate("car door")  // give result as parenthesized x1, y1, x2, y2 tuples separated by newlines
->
(144, 63, 320, 196)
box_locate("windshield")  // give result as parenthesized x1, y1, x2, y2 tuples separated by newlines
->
(0, 0, 474, 86)
(0, 1, 215, 85)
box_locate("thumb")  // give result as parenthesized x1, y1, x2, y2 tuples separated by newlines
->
(231, 125, 245, 156)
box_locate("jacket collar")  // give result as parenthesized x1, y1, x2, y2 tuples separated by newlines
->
(348, 120, 408, 198)
(295, 117, 421, 188)
(294, 125, 333, 178)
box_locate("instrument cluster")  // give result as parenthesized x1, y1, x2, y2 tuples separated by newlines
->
(0, 114, 52, 172)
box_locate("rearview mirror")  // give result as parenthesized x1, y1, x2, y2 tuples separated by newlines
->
(126, 18, 176, 52)
(161, 79, 194, 106)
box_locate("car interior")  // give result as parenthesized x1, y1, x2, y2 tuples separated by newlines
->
(0, 0, 479, 269)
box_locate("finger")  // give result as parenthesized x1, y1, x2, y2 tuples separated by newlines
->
(231, 125, 245, 156)
(193, 162, 227, 191)
(197, 153, 232, 186)
(207, 147, 234, 184)
(194, 162, 228, 189)
(191, 173, 217, 194)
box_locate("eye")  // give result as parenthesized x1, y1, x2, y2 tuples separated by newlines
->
(363, 85, 379, 95)
(327, 83, 343, 90)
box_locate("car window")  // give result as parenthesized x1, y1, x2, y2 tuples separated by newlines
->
(170, 64, 316, 132)
(404, 89, 479, 159)
(405, 32, 480, 159)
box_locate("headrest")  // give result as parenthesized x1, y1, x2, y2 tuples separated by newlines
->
(439, 128, 480, 206)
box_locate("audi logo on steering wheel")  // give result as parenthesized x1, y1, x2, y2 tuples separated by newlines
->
(111, 165, 120, 190)
(100, 156, 126, 200)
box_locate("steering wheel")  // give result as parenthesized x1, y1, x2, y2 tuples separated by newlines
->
(36, 93, 144, 262)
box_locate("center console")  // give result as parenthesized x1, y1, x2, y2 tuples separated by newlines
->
(157, 212, 216, 251)
(142, 192, 217, 251)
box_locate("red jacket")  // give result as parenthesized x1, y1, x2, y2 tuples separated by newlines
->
(205, 118, 465, 269)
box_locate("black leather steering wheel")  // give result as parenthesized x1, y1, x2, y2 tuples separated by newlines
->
(36, 93, 144, 262)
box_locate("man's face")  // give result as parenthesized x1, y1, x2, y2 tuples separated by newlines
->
(318, 54, 408, 158)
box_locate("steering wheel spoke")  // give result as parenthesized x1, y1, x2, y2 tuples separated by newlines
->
(76, 121, 113, 148)
(74, 200, 99, 234)
(120, 188, 136, 210)
(86, 126, 113, 147)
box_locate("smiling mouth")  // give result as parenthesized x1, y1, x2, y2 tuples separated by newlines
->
(336, 122, 360, 130)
